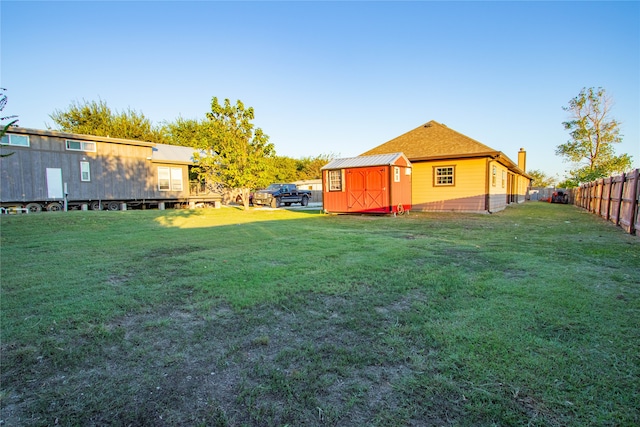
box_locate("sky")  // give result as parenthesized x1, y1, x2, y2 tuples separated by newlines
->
(1, 1, 638, 181)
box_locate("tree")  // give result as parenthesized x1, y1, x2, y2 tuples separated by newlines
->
(527, 169, 556, 188)
(296, 153, 334, 180)
(267, 156, 298, 183)
(0, 87, 19, 158)
(163, 117, 214, 148)
(556, 87, 632, 185)
(50, 99, 167, 143)
(193, 97, 274, 210)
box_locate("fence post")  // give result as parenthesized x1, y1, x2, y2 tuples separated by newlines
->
(631, 169, 640, 236)
(614, 173, 626, 226)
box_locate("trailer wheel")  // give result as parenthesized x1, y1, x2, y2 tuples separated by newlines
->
(90, 201, 102, 211)
(25, 203, 42, 213)
(107, 201, 120, 211)
(301, 196, 309, 207)
(46, 202, 63, 212)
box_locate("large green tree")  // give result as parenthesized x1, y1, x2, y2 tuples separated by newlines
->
(527, 169, 556, 188)
(50, 99, 166, 143)
(296, 153, 334, 180)
(163, 117, 214, 148)
(556, 87, 632, 186)
(193, 97, 274, 209)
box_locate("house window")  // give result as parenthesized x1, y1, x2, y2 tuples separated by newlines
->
(1, 134, 29, 147)
(492, 166, 497, 187)
(171, 167, 183, 191)
(394, 167, 401, 183)
(158, 166, 183, 191)
(434, 166, 454, 186)
(66, 140, 96, 152)
(328, 170, 342, 191)
(80, 161, 91, 182)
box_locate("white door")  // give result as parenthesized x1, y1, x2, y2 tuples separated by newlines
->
(46, 168, 63, 199)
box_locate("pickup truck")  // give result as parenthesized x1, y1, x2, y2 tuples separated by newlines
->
(252, 183, 312, 208)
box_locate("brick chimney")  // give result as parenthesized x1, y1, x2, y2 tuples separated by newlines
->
(518, 148, 526, 172)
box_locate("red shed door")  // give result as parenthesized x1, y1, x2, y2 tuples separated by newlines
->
(347, 167, 387, 213)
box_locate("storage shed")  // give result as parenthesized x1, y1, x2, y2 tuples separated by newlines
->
(321, 153, 412, 214)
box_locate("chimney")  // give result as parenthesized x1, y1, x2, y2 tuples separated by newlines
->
(517, 148, 526, 172)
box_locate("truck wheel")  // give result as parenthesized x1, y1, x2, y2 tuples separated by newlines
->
(107, 201, 120, 211)
(25, 203, 42, 213)
(270, 198, 279, 208)
(301, 196, 309, 206)
(46, 202, 63, 212)
(90, 201, 102, 211)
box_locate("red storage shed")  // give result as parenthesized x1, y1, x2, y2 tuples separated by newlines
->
(321, 152, 412, 214)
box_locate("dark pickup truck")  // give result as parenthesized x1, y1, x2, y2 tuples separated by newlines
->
(252, 183, 312, 208)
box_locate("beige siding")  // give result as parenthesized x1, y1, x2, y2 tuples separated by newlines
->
(412, 158, 488, 212)
(516, 175, 529, 202)
(488, 160, 509, 212)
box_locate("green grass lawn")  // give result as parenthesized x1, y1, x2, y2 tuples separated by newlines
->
(1, 203, 638, 426)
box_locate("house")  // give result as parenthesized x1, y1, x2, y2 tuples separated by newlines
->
(321, 152, 412, 214)
(0, 127, 220, 211)
(361, 120, 531, 213)
(293, 179, 322, 191)
(293, 179, 323, 204)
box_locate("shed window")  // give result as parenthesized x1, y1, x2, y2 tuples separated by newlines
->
(434, 166, 454, 186)
(1, 134, 29, 147)
(80, 161, 91, 182)
(158, 167, 183, 191)
(66, 140, 96, 152)
(394, 167, 401, 182)
(328, 170, 342, 191)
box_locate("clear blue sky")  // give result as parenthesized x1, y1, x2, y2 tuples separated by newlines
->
(2, 1, 638, 181)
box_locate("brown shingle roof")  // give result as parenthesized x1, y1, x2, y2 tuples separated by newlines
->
(361, 120, 499, 160)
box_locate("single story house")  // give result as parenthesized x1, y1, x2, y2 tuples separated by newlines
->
(361, 120, 531, 213)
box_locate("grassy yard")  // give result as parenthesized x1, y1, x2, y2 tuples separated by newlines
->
(1, 203, 638, 426)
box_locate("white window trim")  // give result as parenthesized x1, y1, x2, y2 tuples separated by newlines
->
(394, 167, 401, 183)
(66, 139, 97, 152)
(328, 169, 343, 191)
(80, 161, 91, 182)
(170, 167, 183, 191)
(158, 166, 183, 191)
(1, 134, 30, 147)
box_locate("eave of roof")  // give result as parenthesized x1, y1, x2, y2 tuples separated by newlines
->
(321, 152, 409, 170)
(5, 127, 157, 147)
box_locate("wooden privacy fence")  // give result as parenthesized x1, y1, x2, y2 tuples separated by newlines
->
(573, 169, 640, 236)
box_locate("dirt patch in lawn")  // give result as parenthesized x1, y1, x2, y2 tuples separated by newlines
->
(1, 291, 463, 426)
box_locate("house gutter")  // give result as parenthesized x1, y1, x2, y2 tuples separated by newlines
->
(410, 151, 532, 179)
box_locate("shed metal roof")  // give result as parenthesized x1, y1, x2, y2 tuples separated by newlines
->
(321, 152, 409, 170)
(152, 144, 198, 164)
